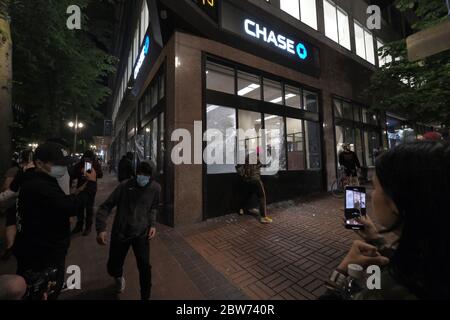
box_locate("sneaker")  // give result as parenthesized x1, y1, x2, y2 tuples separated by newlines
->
(114, 277, 126, 293)
(260, 216, 273, 224)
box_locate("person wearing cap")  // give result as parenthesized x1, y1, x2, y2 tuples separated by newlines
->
(95, 161, 160, 300)
(338, 143, 361, 186)
(45, 138, 72, 195)
(13, 142, 97, 299)
(235, 148, 273, 224)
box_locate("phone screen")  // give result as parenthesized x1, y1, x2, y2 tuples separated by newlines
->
(344, 186, 366, 230)
(84, 161, 92, 173)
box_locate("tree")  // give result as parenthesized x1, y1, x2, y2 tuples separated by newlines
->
(0, 0, 13, 174)
(1, 0, 117, 147)
(368, 0, 450, 125)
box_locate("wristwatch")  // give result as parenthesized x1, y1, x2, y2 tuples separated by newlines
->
(329, 269, 348, 288)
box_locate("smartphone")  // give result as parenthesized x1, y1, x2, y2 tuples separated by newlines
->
(84, 161, 92, 174)
(344, 186, 367, 230)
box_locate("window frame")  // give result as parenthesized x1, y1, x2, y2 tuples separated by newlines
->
(204, 56, 322, 173)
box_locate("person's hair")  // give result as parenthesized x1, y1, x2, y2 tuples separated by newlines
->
(126, 152, 133, 159)
(83, 150, 94, 159)
(375, 141, 450, 299)
(136, 161, 153, 176)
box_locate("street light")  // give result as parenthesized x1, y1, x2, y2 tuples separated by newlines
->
(67, 114, 85, 154)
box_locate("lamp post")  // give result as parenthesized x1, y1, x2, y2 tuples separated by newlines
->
(68, 114, 84, 155)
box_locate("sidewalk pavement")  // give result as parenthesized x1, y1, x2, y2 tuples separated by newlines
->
(0, 173, 364, 300)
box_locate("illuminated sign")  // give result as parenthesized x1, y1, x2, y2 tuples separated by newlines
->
(244, 19, 308, 61)
(220, 2, 320, 77)
(134, 35, 150, 79)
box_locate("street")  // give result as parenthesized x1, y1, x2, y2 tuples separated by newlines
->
(1, 173, 359, 300)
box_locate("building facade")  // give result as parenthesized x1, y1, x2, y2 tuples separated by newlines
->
(107, 0, 415, 227)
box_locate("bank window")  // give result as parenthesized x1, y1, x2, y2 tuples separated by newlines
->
(286, 118, 305, 170)
(305, 121, 321, 169)
(159, 112, 165, 174)
(144, 122, 152, 161)
(206, 105, 237, 174)
(280, 0, 299, 20)
(377, 39, 393, 68)
(354, 21, 375, 65)
(363, 130, 381, 167)
(264, 115, 286, 172)
(303, 90, 318, 112)
(284, 85, 301, 109)
(151, 83, 158, 108)
(144, 87, 151, 114)
(334, 99, 352, 120)
(159, 74, 165, 100)
(263, 78, 283, 105)
(353, 105, 361, 122)
(362, 108, 378, 126)
(238, 71, 261, 100)
(151, 117, 158, 164)
(280, 0, 317, 30)
(324, 0, 350, 50)
(238, 109, 261, 161)
(206, 62, 235, 95)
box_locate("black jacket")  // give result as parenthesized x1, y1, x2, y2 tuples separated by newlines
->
(14, 171, 96, 261)
(96, 178, 161, 241)
(338, 151, 361, 170)
(118, 157, 133, 182)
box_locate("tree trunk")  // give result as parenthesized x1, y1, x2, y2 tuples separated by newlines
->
(0, 16, 13, 177)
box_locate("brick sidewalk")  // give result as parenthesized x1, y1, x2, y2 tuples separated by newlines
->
(0, 173, 362, 300)
(179, 195, 360, 300)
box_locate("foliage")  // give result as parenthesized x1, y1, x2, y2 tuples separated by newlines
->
(368, 0, 450, 125)
(1, 0, 117, 142)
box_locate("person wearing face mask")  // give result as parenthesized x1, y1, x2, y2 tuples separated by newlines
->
(95, 161, 160, 300)
(13, 142, 97, 300)
(321, 141, 450, 300)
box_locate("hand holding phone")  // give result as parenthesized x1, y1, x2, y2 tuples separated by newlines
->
(84, 161, 92, 175)
(344, 186, 367, 230)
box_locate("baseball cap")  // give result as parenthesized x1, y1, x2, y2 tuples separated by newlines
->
(34, 142, 70, 166)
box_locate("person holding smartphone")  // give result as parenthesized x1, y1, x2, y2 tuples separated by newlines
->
(322, 141, 450, 300)
(70, 150, 103, 236)
(13, 142, 97, 300)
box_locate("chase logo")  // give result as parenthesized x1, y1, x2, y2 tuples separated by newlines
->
(143, 35, 150, 55)
(244, 19, 308, 61)
(134, 35, 151, 79)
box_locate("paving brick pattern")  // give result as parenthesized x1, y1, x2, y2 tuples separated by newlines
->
(180, 196, 361, 300)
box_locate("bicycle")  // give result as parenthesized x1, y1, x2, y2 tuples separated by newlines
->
(331, 166, 350, 198)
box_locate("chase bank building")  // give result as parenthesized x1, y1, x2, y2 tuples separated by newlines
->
(108, 0, 415, 226)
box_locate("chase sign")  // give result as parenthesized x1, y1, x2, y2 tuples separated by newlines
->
(221, 2, 320, 77)
(244, 19, 308, 60)
(134, 35, 150, 80)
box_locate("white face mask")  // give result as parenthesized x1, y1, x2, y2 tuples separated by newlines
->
(49, 166, 67, 179)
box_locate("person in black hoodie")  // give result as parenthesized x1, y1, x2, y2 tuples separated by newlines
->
(96, 161, 160, 300)
(13, 142, 97, 299)
(117, 152, 134, 182)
